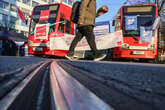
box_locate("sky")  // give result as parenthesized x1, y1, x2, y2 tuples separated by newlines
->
(95, 0, 126, 32)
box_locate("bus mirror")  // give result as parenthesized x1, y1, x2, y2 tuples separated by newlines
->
(152, 16, 160, 30)
(112, 20, 115, 26)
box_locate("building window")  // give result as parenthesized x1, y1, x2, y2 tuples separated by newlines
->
(0, 1, 9, 10)
(10, 16, 17, 24)
(0, 14, 3, 21)
(62, 0, 67, 3)
(22, 0, 31, 5)
(10, 16, 17, 29)
(32, 1, 39, 7)
(41, 0, 47, 2)
(49, 0, 58, 3)
(0, 13, 8, 29)
(0, 13, 8, 23)
(68, 0, 73, 5)
(10, 4, 17, 12)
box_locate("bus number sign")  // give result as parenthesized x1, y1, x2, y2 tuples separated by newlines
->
(127, 6, 152, 13)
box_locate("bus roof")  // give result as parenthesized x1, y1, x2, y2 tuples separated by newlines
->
(121, 3, 157, 8)
(113, 4, 157, 23)
(33, 2, 72, 9)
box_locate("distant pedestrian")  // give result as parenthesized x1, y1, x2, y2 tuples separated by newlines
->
(65, 0, 108, 61)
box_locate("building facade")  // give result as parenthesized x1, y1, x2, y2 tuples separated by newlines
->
(0, 0, 74, 37)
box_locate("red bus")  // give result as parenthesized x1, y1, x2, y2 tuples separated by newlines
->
(113, 4, 165, 61)
(28, 3, 75, 57)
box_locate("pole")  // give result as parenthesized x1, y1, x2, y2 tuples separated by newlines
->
(159, 0, 165, 13)
(8, 0, 11, 31)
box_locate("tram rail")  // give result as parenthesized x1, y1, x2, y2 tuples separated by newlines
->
(0, 60, 114, 110)
(50, 61, 114, 110)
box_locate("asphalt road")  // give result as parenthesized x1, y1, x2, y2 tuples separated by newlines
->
(58, 60, 165, 110)
(0, 56, 47, 73)
(0, 56, 51, 110)
(0, 56, 165, 110)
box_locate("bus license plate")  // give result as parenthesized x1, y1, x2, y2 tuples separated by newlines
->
(33, 47, 43, 51)
(133, 51, 144, 55)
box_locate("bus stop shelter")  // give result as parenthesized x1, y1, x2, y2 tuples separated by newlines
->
(0, 31, 27, 56)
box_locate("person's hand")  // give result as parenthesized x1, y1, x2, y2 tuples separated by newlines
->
(97, 5, 108, 15)
(101, 5, 108, 13)
(97, 12, 105, 16)
(78, 22, 83, 25)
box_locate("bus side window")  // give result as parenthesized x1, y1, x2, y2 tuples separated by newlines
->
(65, 20, 71, 34)
(58, 17, 65, 33)
(58, 17, 71, 34)
(49, 10, 57, 33)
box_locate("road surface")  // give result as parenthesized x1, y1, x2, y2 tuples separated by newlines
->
(0, 56, 165, 110)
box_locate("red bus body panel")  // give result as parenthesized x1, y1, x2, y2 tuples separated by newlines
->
(28, 3, 75, 57)
(113, 4, 158, 60)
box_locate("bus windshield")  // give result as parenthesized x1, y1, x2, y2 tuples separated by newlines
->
(122, 5, 155, 37)
(30, 4, 59, 35)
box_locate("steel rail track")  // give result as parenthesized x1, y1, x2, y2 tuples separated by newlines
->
(50, 61, 114, 110)
(1, 59, 115, 110)
(0, 61, 51, 110)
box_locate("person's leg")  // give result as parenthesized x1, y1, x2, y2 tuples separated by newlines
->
(66, 28, 83, 56)
(79, 25, 106, 61)
(79, 25, 100, 56)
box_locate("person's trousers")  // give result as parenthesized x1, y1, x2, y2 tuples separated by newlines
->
(68, 25, 100, 56)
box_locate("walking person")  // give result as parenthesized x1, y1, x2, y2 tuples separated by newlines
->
(65, 0, 108, 61)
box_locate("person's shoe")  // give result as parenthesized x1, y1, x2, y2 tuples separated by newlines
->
(94, 54, 107, 61)
(65, 52, 79, 61)
(65, 54, 74, 61)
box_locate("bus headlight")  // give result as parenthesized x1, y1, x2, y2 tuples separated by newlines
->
(28, 40, 33, 47)
(147, 44, 155, 50)
(122, 43, 129, 49)
(33, 47, 43, 51)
